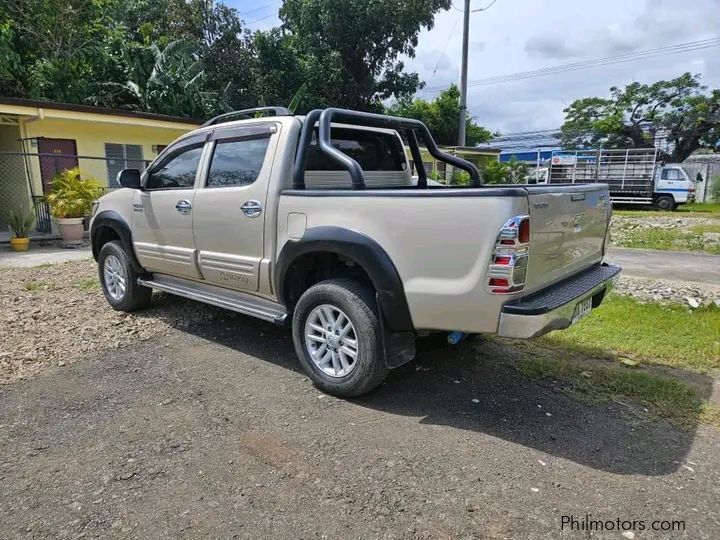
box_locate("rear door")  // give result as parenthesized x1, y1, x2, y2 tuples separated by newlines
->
(191, 123, 278, 292)
(132, 133, 206, 279)
(524, 184, 611, 291)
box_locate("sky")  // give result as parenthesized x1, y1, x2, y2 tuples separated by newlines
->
(230, 0, 720, 137)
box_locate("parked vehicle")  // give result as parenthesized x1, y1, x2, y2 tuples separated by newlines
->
(530, 148, 696, 210)
(90, 107, 620, 397)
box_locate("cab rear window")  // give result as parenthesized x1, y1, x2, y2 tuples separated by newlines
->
(306, 128, 406, 171)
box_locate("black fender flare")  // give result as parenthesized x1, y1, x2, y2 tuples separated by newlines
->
(275, 226, 414, 333)
(90, 210, 144, 272)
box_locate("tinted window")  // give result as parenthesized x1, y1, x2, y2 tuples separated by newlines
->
(306, 128, 406, 171)
(147, 145, 203, 189)
(207, 137, 270, 187)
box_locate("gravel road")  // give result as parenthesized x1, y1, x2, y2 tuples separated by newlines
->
(1, 261, 720, 538)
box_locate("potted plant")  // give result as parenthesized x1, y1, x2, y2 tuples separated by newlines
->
(8, 207, 35, 252)
(45, 167, 103, 246)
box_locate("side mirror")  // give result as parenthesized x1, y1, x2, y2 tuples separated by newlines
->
(118, 168, 142, 189)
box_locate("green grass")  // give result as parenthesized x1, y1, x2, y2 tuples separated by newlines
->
(516, 355, 720, 428)
(614, 225, 720, 254)
(73, 277, 100, 291)
(614, 202, 720, 219)
(540, 295, 720, 372)
(689, 223, 720, 234)
(23, 281, 47, 292)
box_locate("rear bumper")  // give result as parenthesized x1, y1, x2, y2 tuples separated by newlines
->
(497, 263, 621, 339)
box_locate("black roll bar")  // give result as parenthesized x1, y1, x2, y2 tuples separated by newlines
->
(202, 106, 291, 127)
(291, 107, 482, 189)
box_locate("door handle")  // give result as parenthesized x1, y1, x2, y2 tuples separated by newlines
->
(241, 200, 262, 218)
(175, 199, 192, 215)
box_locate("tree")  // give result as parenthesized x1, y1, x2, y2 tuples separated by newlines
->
(1, 0, 121, 102)
(560, 73, 720, 162)
(278, 0, 452, 110)
(386, 85, 492, 146)
(480, 158, 527, 185)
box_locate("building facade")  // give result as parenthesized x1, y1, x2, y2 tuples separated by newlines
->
(0, 98, 199, 232)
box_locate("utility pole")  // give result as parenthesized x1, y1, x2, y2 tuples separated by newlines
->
(457, 0, 471, 147)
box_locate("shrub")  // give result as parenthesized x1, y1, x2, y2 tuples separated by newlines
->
(710, 174, 720, 203)
(45, 167, 104, 219)
(8, 206, 35, 238)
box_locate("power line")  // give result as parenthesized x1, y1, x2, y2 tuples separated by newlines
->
(420, 37, 720, 93)
(239, 1, 281, 16)
(431, 14, 462, 77)
(245, 12, 280, 25)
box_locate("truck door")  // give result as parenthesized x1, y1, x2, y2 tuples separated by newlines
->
(132, 133, 207, 279)
(191, 123, 278, 293)
(657, 166, 690, 203)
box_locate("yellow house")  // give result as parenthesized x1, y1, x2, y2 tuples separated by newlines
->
(404, 145, 501, 183)
(0, 97, 199, 233)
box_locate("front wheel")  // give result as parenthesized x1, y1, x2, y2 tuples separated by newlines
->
(292, 279, 389, 397)
(98, 241, 152, 312)
(655, 195, 676, 211)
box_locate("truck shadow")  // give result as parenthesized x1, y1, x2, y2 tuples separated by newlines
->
(145, 295, 709, 477)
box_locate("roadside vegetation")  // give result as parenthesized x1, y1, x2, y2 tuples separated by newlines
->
(611, 207, 720, 254)
(613, 222, 720, 254)
(614, 202, 720, 219)
(508, 295, 720, 428)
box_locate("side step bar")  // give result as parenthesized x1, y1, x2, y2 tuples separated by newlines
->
(139, 274, 288, 324)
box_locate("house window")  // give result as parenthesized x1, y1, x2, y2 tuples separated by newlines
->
(423, 161, 433, 173)
(105, 143, 145, 187)
(436, 161, 447, 173)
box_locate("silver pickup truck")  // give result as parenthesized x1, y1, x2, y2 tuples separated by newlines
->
(90, 107, 620, 397)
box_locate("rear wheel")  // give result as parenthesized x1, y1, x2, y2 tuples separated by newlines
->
(655, 195, 676, 211)
(292, 279, 389, 397)
(98, 241, 152, 312)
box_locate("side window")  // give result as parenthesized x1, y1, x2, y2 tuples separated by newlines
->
(146, 145, 203, 190)
(207, 137, 270, 187)
(661, 168, 681, 181)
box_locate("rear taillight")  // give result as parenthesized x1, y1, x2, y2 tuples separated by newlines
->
(486, 215, 530, 294)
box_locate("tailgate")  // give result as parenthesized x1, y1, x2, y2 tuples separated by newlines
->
(524, 184, 611, 291)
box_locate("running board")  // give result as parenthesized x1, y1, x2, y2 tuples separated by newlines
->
(139, 274, 288, 324)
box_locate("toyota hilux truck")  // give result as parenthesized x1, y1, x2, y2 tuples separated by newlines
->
(90, 107, 620, 397)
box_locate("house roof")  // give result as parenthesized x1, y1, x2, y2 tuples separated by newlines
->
(0, 97, 203, 125)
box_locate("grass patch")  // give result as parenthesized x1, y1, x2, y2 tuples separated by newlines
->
(540, 295, 720, 372)
(23, 281, 48, 292)
(614, 225, 720, 254)
(516, 355, 720, 428)
(614, 202, 720, 219)
(689, 223, 720, 234)
(73, 277, 100, 291)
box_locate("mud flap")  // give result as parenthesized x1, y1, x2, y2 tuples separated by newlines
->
(377, 295, 416, 369)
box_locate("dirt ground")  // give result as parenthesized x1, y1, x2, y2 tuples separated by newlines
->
(2, 267, 720, 538)
(3, 326, 720, 539)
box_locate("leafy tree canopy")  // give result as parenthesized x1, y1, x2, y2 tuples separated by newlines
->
(560, 73, 720, 162)
(387, 85, 492, 146)
(0, 0, 453, 118)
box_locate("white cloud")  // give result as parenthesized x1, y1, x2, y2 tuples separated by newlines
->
(405, 0, 720, 137)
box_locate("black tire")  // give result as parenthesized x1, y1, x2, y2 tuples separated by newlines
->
(655, 195, 676, 211)
(97, 241, 152, 312)
(292, 279, 389, 397)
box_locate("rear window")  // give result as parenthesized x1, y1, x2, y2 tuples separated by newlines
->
(306, 128, 406, 171)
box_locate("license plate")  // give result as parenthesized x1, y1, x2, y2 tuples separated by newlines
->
(572, 297, 593, 323)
